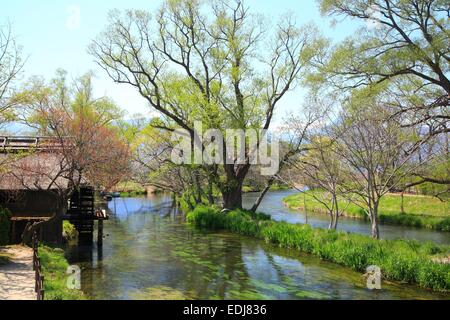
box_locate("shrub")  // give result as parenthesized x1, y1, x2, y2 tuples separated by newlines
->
(62, 221, 78, 242)
(0, 207, 11, 245)
(39, 245, 85, 300)
(435, 218, 450, 232)
(187, 206, 450, 292)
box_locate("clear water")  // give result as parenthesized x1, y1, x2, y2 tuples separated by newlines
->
(65, 194, 449, 300)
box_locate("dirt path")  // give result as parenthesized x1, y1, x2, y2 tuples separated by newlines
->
(0, 246, 36, 300)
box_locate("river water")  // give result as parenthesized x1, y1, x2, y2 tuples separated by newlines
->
(66, 192, 449, 300)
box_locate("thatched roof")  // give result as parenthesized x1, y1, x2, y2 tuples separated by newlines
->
(0, 152, 70, 191)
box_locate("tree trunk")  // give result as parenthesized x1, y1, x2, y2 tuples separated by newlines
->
(222, 187, 243, 210)
(331, 195, 339, 230)
(400, 192, 405, 214)
(371, 218, 379, 239)
(222, 177, 244, 210)
(207, 179, 214, 205)
(221, 164, 249, 210)
(370, 204, 380, 239)
(194, 172, 202, 204)
(250, 178, 274, 213)
(250, 185, 269, 213)
(332, 216, 339, 230)
(328, 213, 334, 230)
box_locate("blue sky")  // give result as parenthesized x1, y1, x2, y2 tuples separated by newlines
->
(1, 0, 359, 122)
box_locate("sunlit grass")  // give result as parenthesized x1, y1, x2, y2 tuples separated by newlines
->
(39, 245, 85, 300)
(114, 181, 147, 197)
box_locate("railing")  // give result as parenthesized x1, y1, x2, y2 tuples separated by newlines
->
(32, 231, 45, 301)
(0, 136, 66, 152)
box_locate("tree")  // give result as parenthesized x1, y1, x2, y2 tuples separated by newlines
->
(288, 136, 350, 230)
(318, 0, 449, 141)
(132, 120, 220, 208)
(319, 0, 449, 93)
(316, 0, 450, 195)
(0, 23, 23, 129)
(10, 71, 130, 240)
(332, 102, 426, 239)
(90, 0, 320, 210)
(400, 128, 449, 198)
(250, 100, 326, 213)
(15, 71, 130, 190)
(0, 24, 23, 183)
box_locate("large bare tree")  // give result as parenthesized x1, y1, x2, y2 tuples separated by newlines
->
(332, 104, 429, 239)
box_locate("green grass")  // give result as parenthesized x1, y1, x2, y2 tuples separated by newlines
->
(187, 206, 450, 292)
(120, 191, 147, 197)
(242, 184, 290, 193)
(283, 191, 450, 231)
(39, 245, 85, 300)
(115, 181, 147, 197)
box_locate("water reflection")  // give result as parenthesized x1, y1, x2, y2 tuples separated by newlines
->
(65, 194, 449, 300)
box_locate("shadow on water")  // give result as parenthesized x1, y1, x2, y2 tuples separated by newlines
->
(65, 193, 449, 300)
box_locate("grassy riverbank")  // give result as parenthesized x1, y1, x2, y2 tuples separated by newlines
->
(284, 192, 450, 231)
(187, 206, 450, 292)
(114, 181, 148, 197)
(242, 184, 291, 193)
(39, 246, 85, 300)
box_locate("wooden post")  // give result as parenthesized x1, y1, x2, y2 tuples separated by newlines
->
(11, 220, 16, 244)
(98, 219, 103, 247)
(40, 276, 45, 301)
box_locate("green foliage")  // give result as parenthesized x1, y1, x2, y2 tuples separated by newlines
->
(62, 221, 78, 242)
(187, 206, 226, 230)
(0, 207, 11, 245)
(39, 245, 85, 300)
(417, 158, 450, 199)
(187, 206, 450, 292)
(284, 192, 450, 231)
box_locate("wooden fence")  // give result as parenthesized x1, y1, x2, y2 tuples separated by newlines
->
(32, 231, 45, 301)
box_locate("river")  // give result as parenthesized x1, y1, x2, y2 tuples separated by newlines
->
(66, 192, 449, 300)
(243, 190, 450, 245)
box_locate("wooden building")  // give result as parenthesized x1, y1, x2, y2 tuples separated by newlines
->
(0, 137, 69, 244)
(0, 136, 108, 245)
